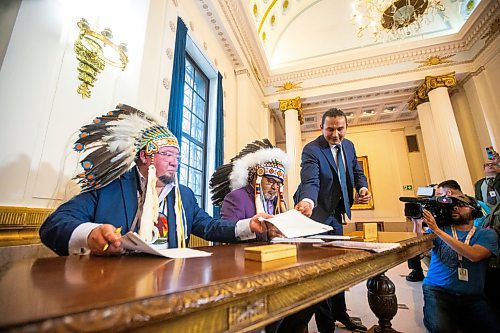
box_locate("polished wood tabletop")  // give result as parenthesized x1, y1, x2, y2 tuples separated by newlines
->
(0, 232, 434, 332)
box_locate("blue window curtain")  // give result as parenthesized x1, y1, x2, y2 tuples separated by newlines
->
(213, 72, 224, 218)
(167, 17, 188, 148)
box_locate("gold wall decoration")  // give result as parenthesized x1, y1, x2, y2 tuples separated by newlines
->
(352, 156, 374, 210)
(279, 97, 304, 124)
(274, 81, 302, 92)
(258, 0, 278, 33)
(415, 54, 455, 67)
(74, 18, 128, 98)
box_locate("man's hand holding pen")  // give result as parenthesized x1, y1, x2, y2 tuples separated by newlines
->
(87, 225, 124, 255)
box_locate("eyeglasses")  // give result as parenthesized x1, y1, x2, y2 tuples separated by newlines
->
(484, 163, 496, 168)
(155, 151, 181, 161)
(264, 178, 283, 188)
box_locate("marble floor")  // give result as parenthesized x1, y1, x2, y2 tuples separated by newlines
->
(307, 262, 428, 333)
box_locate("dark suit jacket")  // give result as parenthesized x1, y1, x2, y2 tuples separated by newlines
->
(40, 169, 238, 255)
(475, 174, 500, 202)
(294, 135, 368, 224)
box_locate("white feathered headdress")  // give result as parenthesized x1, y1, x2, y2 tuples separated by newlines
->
(209, 139, 289, 214)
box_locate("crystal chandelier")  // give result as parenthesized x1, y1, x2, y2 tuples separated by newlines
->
(352, 0, 446, 41)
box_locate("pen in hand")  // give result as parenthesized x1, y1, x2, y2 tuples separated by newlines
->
(103, 226, 122, 251)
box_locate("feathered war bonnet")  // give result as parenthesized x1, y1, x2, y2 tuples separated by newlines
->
(73, 104, 179, 191)
(209, 139, 289, 215)
(73, 104, 187, 246)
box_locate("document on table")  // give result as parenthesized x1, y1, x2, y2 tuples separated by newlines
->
(307, 235, 356, 240)
(120, 232, 212, 258)
(260, 209, 333, 238)
(314, 241, 400, 253)
(271, 237, 325, 244)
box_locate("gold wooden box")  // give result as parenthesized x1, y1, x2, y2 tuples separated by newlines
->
(244, 244, 297, 262)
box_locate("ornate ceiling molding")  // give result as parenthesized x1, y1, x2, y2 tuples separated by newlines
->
(217, 0, 270, 81)
(216, 0, 499, 94)
(194, 0, 244, 68)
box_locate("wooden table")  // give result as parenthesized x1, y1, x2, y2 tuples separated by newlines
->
(0, 232, 434, 332)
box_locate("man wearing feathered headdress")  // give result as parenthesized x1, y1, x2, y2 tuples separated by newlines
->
(210, 139, 288, 223)
(40, 104, 271, 256)
(210, 140, 317, 333)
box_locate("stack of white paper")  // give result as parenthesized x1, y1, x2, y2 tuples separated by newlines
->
(120, 232, 212, 258)
(314, 241, 400, 253)
(271, 237, 325, 244)
(261, 209, 333, 238)
(307, 235, 356, 240)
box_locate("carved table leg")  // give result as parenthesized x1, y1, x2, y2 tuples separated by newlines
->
(366, 272, 400, 333)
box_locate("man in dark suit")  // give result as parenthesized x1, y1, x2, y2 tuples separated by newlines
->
(295, 108, 371, 332)
(474, 160, 499, 209)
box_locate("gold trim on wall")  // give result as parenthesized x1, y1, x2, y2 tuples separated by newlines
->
(0, 206, 212, 248)
(0, 206, 54, 247)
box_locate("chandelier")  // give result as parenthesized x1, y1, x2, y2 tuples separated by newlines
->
(352, 0, 445, 41)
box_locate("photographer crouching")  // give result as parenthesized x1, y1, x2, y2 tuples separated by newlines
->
(414, 194, 499, 333)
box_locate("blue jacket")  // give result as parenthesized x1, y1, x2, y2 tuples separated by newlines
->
(294, 135, 368, 223)
(40, 169, 238, 255)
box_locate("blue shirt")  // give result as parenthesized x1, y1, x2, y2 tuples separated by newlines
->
(423, 226, 498, 295)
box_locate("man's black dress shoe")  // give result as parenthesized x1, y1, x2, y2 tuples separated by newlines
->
(406, 269, 425, 282)
(336, 314, 367, 331)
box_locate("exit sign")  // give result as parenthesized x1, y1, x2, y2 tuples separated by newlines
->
(403, 185, 413, 190)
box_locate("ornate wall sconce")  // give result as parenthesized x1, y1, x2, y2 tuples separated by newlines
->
(74, 18, 128, 98)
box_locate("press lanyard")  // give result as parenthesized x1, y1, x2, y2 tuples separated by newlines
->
(451, 225, 476, 261)
(451, 225, 475, 282)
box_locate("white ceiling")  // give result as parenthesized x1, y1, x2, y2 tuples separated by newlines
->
(205, 0, 498, 140)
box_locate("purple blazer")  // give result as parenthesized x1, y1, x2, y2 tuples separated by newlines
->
(220, 185, 257, 222)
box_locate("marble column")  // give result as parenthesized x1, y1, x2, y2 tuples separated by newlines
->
(464, 70, 500, 149)
(416, 102, 445, 184)
(410, 73, 473, 193)
(279, 97, 303, 208)
(426, 74, 473, 194)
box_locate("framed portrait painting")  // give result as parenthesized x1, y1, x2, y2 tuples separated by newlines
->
(352, 155, 374, 210)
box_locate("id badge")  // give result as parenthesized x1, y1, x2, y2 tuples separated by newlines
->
(458, 267, 469, 281)
(490, 191, 497, 198)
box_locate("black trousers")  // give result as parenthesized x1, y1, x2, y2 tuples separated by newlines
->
(314, 213, 349, 333)
(315, 293, 348, 333)
(265, 304, 319, 333)
(407, 255, 423, 271)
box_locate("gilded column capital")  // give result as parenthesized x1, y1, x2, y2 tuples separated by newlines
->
(279, 97, 304, 124)
(408, 82, 429, 111)
(408, 72, 456, 111)
(425, 72, 457, 91)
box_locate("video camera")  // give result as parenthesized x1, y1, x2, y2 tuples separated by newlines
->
(399, 186, 454, 225)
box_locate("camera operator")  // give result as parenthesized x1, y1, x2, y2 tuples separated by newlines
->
(407, 180, 465, 282)
(414, 194, 499, 333)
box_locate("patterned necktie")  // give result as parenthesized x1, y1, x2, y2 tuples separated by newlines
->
(335, 144, 351, 219)
(486, 178, 497, 205)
